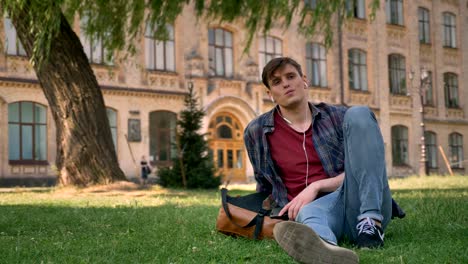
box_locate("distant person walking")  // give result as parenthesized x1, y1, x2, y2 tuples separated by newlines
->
(140, 156, 152, 186)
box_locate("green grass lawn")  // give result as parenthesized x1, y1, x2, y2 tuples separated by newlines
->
(0, 176, 467, 263)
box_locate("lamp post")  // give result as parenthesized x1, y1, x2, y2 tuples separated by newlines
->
(409, 68, 430, 176)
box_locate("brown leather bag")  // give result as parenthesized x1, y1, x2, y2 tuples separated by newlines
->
(215, 188, 284, 240)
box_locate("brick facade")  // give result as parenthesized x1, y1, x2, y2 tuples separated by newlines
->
(0, 1, 466, 184)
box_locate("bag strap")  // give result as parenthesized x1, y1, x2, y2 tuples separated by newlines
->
(253, 209, 268, 240)
(221, 188, 245, 229)
(221, 188, 267, 239)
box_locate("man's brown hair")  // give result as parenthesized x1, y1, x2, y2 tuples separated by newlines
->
(261, 57, 304, 89)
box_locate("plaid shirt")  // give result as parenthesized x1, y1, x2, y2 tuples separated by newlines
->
(244, 102, 348, 207)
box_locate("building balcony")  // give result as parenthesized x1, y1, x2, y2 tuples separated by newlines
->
(390, 94, 412, 113)
(4, 55, 37, 80)
(344, 18, 368, 42)
(446, 108, 464, 119)
(443, 48, 460, 67)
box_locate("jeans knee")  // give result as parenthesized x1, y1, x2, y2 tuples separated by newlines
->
(297, 203, 325, 224)
(344, 106, 376, 130)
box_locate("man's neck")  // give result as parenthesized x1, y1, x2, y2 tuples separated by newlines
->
(278, 102, 311, 132)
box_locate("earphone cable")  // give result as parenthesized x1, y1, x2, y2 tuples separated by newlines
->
(304, 107, 309, 187)
(304, 131, 309, 187)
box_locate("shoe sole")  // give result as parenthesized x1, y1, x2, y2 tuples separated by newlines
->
(273, 221, 359, 264)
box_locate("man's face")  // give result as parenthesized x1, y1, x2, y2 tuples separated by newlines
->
(267, 64, 308, 108)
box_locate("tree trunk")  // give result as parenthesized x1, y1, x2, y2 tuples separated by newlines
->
(9, 5, 127, 185)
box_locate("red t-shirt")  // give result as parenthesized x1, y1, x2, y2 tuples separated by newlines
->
(267, 111, 328, 201)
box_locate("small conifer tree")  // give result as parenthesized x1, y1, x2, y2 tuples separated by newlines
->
(158, 84, 220, 189)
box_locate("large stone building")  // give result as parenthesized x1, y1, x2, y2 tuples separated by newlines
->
(0, 0, 467, 185)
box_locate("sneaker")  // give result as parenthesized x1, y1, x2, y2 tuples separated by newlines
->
(273, 221, 359, 264)
(356, 217, 384, 248)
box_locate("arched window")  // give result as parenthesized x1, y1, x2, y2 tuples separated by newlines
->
(348, 49, 367, 91)
(388, 54, 406, 95)
(217, 125, 232, 139)
(444, 73, 459, 108)
(424, 131, 437, 169)
(209, 28, 233, 77)
(8, 102, 47, 164)
(149, 111, 177, 164)
(106, 108, 117, 149)
(259, 36, 282, 77)
(211, 114, 242, 140)
(306, 43, 327, 87)
(3, 17, 26, 56)
(442, 12, 457, 48)
(145, 23, 175, 71)
(449, 133, 463, 169)
(392, 125, 408, 166)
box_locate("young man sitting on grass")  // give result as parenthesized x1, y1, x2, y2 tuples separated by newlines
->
(244, 57, 394, 264)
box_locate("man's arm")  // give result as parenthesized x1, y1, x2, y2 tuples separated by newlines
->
(279, 172, 344, 220)
(312, 172, 344, 193)
(243, 123, 272, 194)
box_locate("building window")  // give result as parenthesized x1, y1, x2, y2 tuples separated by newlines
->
(348, 49, 367, 91)
(217, 125, 232, 139)
(392, 125, 409, 166)
(388, 54, 406, 95)
(80, 15, 113, 65)
(346, 0, 365, 19)
(423, 71, 433, 106)
(145, 23, 175, 71)
(3, 17, 26, 56)
(449, 133, 463, 169)
(444, 73, 458, 108)
(8, 102, 47, 164)
(306, 43, 327, 87)
(418, 8, 430, 44)
(106, 108, 117, 149)
(149, 111, 177, 165)
(259, 36, 282, 78)
(386, 0, 404, 25)
(304, 0, 317, 10)
(442, 12, 457, 48)
(424, 131, 437, 169)
(209, 28, 233, 77)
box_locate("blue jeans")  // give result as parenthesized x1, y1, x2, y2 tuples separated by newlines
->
(296, 106, 393, 244)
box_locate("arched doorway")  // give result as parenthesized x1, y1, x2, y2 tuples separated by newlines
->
(208, 113, 246, 182)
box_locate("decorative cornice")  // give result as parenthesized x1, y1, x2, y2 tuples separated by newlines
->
(0, 77, 39, 89)
(0, 76, 187, 99)
(101, 85, 187, 99)
(425, 118, 468, 125)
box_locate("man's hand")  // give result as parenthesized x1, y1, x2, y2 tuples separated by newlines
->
(278, 173, 345, 221)
(278, 184, 319, 221)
